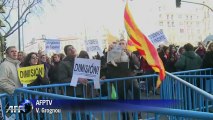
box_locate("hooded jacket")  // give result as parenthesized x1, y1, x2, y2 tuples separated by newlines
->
(175, 51, 202, 71)
(0, 57, 22, 94)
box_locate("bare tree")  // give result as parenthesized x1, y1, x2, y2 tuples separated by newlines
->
(0, 0, 56, 38)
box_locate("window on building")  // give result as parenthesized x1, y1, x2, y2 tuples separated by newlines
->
(167, 22, 170, 27)
(159, 14, 162, 18)
(186, 15, 188, 19)
(172, 22, 175, 27)
(190, 16, 192, 20)
(167, 15, 169, 20)
(171, 15, 173, 20)
(159, 21, 163, 26)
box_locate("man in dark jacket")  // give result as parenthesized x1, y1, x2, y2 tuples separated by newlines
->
(202, 42, 213, 68)
(48, 54, 61, 84)
(175, 43, 202, 71)
(55, 45, 88, 96)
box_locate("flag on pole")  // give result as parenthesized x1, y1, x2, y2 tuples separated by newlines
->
(127, 38, 137, 52)
(124, 2, 165, 88)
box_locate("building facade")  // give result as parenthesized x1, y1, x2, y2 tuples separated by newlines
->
(157, 0, 213, 45)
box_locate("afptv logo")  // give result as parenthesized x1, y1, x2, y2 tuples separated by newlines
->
(6, 100, 33, 113)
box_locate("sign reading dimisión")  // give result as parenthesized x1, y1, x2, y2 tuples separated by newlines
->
(18, 65, 45, 84)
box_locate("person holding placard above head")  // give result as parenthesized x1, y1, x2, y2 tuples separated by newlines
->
(0, 46, 21, 94)
(22, 52, 50, 86)
(55, 45, 88, 96)
(106, 39, 141, 120)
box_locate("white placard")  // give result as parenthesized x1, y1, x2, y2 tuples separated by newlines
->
(148, 30, 168, 47)
(107, 45, 123, 63)
(45, 39, 60, 53)
(70, 58, 101, 89)
(85, 39, 104, 56)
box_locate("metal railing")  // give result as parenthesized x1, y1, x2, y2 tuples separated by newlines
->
(0, 68, 212, 120)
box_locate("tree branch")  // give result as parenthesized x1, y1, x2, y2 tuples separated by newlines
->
(4, 0, 15, 21)
(0, 28, 7, 34)
(5, 10, 30, 38)
(2, 0, 9, 6)
(4, 0, 41, 38)
(2, 15, 12, 29)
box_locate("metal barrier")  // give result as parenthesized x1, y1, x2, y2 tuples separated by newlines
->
(13, 88, 87, 120)
(161, 71, 213, 113)
(0, 68, 212, 120)
(173, 68, 213, 75)
(9, 86, 213, 120)
(174, 68, 213, 94)
(0, 93, 10, 120)
(22, 75, 159, 99)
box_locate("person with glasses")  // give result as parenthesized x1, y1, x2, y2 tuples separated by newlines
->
(0, 46, 22, 94)
(22, 52, 50, 86)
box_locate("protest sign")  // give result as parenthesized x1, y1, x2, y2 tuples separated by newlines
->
(85, 39, 103, 56)
(107, 44, 123, 63)
(148, 29, 168, 47)
(45, 39, 60, 53)
(17, 65, 45, 84)
(70, 58, 101, 89)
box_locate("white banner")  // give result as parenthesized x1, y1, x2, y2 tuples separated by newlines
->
(85, 39, 103, 56)
(45, 39, 60, 53)
(148, 29, 168, 47)
(70, 58, 101, 89)
(107, 44, 123, 63)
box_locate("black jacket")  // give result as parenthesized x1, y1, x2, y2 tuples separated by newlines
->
(202, 51, 213, 68)
(55, 56, 75, 83)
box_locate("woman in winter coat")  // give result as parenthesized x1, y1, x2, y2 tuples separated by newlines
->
(22, 52, 50, 86)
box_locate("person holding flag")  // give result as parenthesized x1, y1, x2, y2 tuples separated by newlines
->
(124, 1, 165, 89)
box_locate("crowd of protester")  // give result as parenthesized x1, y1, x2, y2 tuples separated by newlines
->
(0, 41, 213, 94)
(158, 42, 213, 72)
(0, 40, 212, 119)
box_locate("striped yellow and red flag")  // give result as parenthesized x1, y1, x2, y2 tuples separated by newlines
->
(124, 2, 165, 88)
(127, 38, 137, 52)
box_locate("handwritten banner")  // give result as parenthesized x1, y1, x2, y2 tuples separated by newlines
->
(18, 65, 45, 84)
(148, 30, 168, 47)
(70, 58, 101, 89)
(45, 39, 60, 53)
(85, 39, 103, 56)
